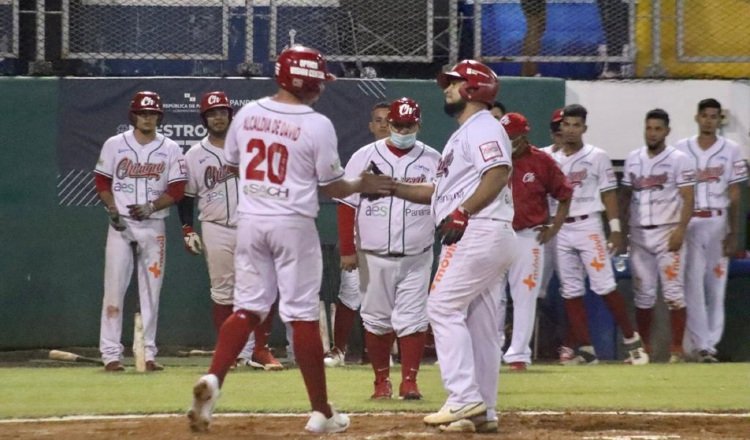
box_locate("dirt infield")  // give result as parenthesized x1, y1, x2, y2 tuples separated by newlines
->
(2, 412, 749, 440)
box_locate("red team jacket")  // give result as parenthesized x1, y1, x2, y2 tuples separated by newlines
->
(511, 146, 573, 231)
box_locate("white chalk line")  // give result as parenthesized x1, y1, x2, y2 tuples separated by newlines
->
(1, 410, 748, 424)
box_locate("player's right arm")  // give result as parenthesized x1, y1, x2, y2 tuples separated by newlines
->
(392, 182, 435, 205)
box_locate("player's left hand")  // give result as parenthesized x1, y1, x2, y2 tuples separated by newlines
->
(607, 231, 625, 255)
(723, 231, 737, 257)
(106, 206, 127, 231)
(667, 226, 685, 252)
(127, 202, 156, 221)
(437, 207, 470, 245)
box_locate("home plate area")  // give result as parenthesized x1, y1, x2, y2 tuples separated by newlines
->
(1, 411, 748, 440)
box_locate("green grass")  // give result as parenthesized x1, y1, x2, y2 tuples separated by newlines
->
(1, 361, 748, 419)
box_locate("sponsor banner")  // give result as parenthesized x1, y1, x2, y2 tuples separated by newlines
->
(57, 77, 381, 204)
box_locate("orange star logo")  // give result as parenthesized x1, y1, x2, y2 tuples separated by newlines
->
(523, 274, 536, 290)
(664, 265, 677, 281)
(713, 264, 725, 278)
(148, 262, 162, 279)
(590, 258, 604, 272)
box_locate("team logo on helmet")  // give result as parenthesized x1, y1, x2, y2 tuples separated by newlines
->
(207, 94, 222, 105)
(140, 96, 156, 107)
(388, 97, 421, 124)
(399, 104, 414, 116)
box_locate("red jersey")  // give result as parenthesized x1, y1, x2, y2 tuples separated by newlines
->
(511, 146, 573, 230)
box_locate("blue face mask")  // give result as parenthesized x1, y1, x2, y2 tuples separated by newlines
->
(389, 131, 417, 149)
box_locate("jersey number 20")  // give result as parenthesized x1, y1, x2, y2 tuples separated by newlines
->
(245, 139, 289, 184)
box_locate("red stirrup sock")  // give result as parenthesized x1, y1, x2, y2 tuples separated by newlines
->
(211, 303, 234, 334)
(292, 321, 332, 418)
(635, 307, 653, 352)
(669, 308, 687, 354)
(564, 297, 591, 347)
(209, 310, 261, 385)
(398, 332, 426, 382)
(602, 290, 635, 338)
(332, 304, 357, 353)
(365, 331, 396, 381)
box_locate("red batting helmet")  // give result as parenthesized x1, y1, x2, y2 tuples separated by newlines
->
(275, 45, 336, 101)
(437, 60, 499, 107)
(550, 108, 563, 133)
(200, 91, 233, 126)
(129, 91, 163, 125)
(500, 112, 530, 138)
(387, 97, 421, 125)
(130, 91, 163, 114)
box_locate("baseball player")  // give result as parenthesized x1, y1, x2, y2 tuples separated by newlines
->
(675, 98, 748, 362)
(498, 112, 573, 371)
(549, 103, 648, 366)
(621, 109, 696, 363)
(539, 108, 577, 363)
(94, 91, 187, 372)
(177, 91, 282, 371)
(187, 45, 395, 434)
(392, 60, 516, 433)
(325, 101, 391, 368)
(337, 97, 440, 400)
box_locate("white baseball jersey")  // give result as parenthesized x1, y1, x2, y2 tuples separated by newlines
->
(224, 97, 345, 218)
(674, 135, 748, 209)
(539, 144, 561, 216)
(184, 137, 239, 227)
(432, 110, 513, 222)
(621, 146, 697, 226)
(340, 139, 441, 255)
(95, 129, 187, 219)
(550, 144, 617, 217)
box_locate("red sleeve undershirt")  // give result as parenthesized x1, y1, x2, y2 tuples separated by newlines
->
(94, 173, 112, 193)
(337, 203, 356, 256)
(94, 174, 186, 203)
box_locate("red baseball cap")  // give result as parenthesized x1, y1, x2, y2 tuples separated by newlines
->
(499, 112, 530, 138)
(551, 108, 563, 123)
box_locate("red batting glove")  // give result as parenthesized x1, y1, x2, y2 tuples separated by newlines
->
(182, 225, 204, 255)
(437, 207, 470, 245)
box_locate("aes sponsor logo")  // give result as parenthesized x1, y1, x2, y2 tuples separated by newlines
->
(364, 204, 388, 217)
(113, 182, 134, 193)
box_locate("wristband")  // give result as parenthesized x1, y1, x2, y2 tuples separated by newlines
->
(609, 218, 621, 233)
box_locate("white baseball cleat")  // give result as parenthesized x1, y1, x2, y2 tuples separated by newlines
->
(423, 401, 487, 426)
(323, 347, 345, 368)
(187, 374, 220, 432)
(623, 332, 650, 366)
(304, 408, 350, 433)
(439, 415, 498, 433)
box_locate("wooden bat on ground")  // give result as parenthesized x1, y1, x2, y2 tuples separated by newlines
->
(49, 350, 104, 365)
(176, 349, 215, 357)
(126, 238, 147, 373)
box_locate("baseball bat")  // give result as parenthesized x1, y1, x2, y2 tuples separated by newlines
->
(129, 239, 147, 373)
(49, 350, 104, 365)
(176, 349, 215, 357)
(319, 300, 331, 351)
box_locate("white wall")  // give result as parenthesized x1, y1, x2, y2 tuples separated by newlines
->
(565, 80, 750, 161)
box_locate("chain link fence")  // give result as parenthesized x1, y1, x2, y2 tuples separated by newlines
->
(62, 0, 230, 60)
(2, 0, 749, 78)
(0, 0, 18, 59)
(268, 0, 435, 63)
(472, 0, 636, 76)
